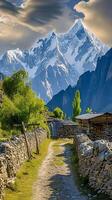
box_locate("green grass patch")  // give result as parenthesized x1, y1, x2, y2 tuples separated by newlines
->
(4, 139, 51, 200)
(53, 139, 72, 167)
(53, 142, 64, 166)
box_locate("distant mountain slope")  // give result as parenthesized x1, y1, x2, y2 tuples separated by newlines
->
(47, 48, 112, 116)
(0, 20, 108, 102)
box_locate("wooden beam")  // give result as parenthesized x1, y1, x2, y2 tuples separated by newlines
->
(22, 122, 32, 160)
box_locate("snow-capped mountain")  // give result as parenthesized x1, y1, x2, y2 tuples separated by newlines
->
(0, 20, 109, 102)
(47, 48, 112, 115)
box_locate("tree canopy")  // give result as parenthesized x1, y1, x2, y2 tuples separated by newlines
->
(86, 107, 92, 113)
(0, 70, 48, 135)
(53, 107, 65, 119)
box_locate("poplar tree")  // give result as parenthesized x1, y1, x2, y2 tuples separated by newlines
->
(72, 90, 81, 121)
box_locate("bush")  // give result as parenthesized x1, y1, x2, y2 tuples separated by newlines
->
(86, 107, 92, 113)
(53, 107, 65, 119)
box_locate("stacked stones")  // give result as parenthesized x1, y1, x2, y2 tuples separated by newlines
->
(58, 124, 77, 138)
(74, 132, 112, 199)
(0, 128, 47, 200)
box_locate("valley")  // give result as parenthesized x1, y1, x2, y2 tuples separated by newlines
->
(0, 2, 112, 200)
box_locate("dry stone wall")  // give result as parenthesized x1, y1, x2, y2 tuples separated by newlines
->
(74, 132, 112, 199)
(58, 124, 77, 138)
(49, 119, 78, 138)
(0, 128, 47, 200)
(89, 126, 112, 142)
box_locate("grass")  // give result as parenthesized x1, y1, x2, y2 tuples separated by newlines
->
(52, 139, 73, 167)
(4, 139, 51, 200)
(4, 138, 110, 200)
(52, 140, 65, 166)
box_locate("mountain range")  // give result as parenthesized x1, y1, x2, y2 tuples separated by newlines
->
(0, 20, 108, 102)
(47, 48, 112, 116)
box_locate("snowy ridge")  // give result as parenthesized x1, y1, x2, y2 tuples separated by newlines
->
(0, 20, 109, 102)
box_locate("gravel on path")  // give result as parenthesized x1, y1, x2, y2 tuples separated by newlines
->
(33, 140, 88, 200)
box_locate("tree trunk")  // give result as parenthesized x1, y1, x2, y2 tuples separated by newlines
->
(22, 122, 32, 160)
(34, 130, 40, 154)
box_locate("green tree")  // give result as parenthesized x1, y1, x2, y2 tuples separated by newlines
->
(0, 70, 49, 133)
(53, 107, 65, 119)
(72, 90, 81, 121)
(3, 70, 28, 99)
(86, 107, 92, 113)
(0, 95, 19, 129)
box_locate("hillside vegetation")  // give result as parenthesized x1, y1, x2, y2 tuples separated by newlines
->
(0, 70, 49, 139)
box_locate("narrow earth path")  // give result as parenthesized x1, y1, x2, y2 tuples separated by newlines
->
(33, 139, 88, 200)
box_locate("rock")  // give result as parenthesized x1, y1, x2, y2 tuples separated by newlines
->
(0, 129, 47, 200)
(74, 132, 112, 199)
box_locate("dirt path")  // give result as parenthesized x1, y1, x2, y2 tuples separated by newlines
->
(33, 139, 88, 200)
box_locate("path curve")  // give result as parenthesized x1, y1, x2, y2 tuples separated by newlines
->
(33, 140, 88, 200)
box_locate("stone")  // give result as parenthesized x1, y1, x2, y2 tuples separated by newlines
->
(73, 131, 112, 199)
(0, 128, 47, 200)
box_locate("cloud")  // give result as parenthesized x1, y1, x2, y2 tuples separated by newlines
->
(23, 0, 66, 25)
(0, 0, 20, 14)
(0, 0, 81, 53)
(0, 0, 71, 27)
(0, 0, 111, 53)
(0, 0, 82, 31)
(75, 0, 112, 45)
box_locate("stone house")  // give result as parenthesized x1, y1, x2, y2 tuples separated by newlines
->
(75, 113, 112, 141)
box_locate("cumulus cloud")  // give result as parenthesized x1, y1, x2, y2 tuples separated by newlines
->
(75, 0, 112, 45)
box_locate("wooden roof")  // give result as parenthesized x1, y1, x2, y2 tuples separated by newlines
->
(76, 113, 112, 124)
(76, 113, 103, 120)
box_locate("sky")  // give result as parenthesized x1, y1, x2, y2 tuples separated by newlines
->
(0, 0, 111, 53)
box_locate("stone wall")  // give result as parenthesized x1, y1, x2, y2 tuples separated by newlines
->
(58, 124, 77, 138)
(89, 125, 112, 142)
(49, 119, 78, 138)
(74, 132, 112, 198)
(77, 122, 112, 142)
(0, 128, 47, 200)
(49, 119, 63, 138)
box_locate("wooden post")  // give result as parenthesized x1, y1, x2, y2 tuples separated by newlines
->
(34, 130, 40, 155)
(22, 122, 32, 160)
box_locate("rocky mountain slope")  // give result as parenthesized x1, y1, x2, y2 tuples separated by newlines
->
(47, 48, 112, 116)
(0, 20, 108, 102)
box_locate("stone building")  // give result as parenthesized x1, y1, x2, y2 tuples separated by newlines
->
(75, 113, 112, 141)
(48, 118, 77, 138)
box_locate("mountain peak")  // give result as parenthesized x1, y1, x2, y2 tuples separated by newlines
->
(2, 48, 23, 62)
(32, 31, 57, 50)
(69, 19, 85, 33)
(0, 21, 109, 102)
(46, 31, 57, 42)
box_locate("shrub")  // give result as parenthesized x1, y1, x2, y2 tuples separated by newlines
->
(53, 107, 65, 119)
